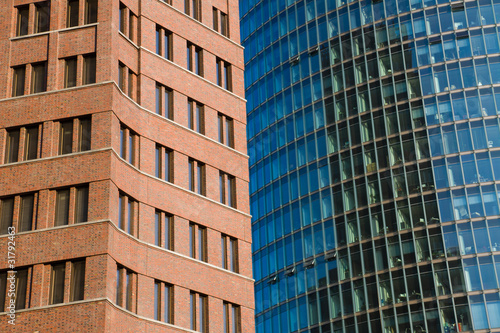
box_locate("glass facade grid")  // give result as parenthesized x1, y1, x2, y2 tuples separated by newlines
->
(242, 0, 500, 332)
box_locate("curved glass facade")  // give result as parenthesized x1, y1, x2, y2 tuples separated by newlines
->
(241, 0, 500, 332)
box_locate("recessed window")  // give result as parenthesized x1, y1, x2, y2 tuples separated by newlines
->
(155, 25, 172, 61)
(223, 302, 240, 333)
(64, 57, 77, 88)
(4, 125, 41, 164)
(55, 189, 70, 226)
(0, 268, 29, 311)
(185, 0, 200, 21)
(213, 7, 229, 37)
(118, 193, 136, 235)
(31, 62, 47, 94)
(188, 99, 204, 134)
(119, 125, 138, 166)
(155, 83, 173, 119)
(84, 0, 98, 24)
(189, 222, 207, 262)
(119, 3, 126, 34)
(155, 210, 173, 250)
(154, 280, 173, 323)
(74, 186, 89, 223)
(116, 265, 135, 312)
(187, 43, 203, 76)
(189, 159, 205, 195)
(35, 2, 50, 33)
(83, 54, 96, 84)
(70, 260, 86, 301)
(59, 117, 92, 155)
(0, 197, 15, 234)
(50, 263, 66, 304)
(155, 145, 173, 182)
(218, 114, 234, 148)
(16, 6, 29, 36)
(67, 0, 79, 28)
(19, 194, 35, 232)
(221, 235, 238, 273)
(219, 172, 236, 208)
(190, 292, 207, 332)
(12, 66, 26, 97)
(54, 185, 89, 226)
(216, 58, 232, 91)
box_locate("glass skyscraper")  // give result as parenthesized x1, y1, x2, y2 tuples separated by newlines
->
(241, 0, 500, 332)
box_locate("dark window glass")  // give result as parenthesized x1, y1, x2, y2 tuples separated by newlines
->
(78, 118, 92, 151)
(5, 129, 20, 163)
(67, 0, 79, 27)
(0, 272, 6, 312)
(154, 280, 160, 320)
(70, 260, 85, 301)
(85, 0, 98, 24)
(75, 186, 89, 223)
(19, 194, 35, 232)
(55, 189, 70, 226)
(65, 57, 77, 88)
(24, 126, 39, 160)
(16, 6, 29, 36)
(50, 263, 65, 304)
(35, 2, 50, 33)
(15, 269, 28, 309)
(12, 66, 25, 97)
(59, 120, 73, 154)
(83, 54, 96, 84)
(31, 62, 47, 93)
(0, 198, 14, 234)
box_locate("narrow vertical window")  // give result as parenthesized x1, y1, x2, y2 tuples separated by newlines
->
(35, 2, 50, 33)
(155, 145, 161, 178)
(31, 62, 47, 93)
(224, 63, 230, 90)
(85, 0, 98, 24)
(128, 132, 134, 164)
(0, 198, 15, 234)
(221, 12, 228, 37)
(156, 26, 161, 54)
(213, 7, 219, 32)
(70, 260, 85, 301)
(15, 269, 28, 310)
(223, 302, 228, 333)
(198, 226, 206, 262)
(230, 238, 237, 272)
(189, 223, 195, 258)
(19, 194, 35, 232)
(83, 54, 96, 85)
(120, 127, 126, 158)
(189, 159, 194, 191)
(59, 120, 73, 154)
(199, 294, 207, 332)
(155, 211, 161, 246)
(154, 280, 161, 320)
(196, 162, 204, 195)
(125, 270, 133, 311)
(127, 69, 134, 98)
(24, 126, 39, 160)
(164, 284, 172, 323)
(74, 186, 89, 223)
(65, 57, 78, 88)
(78, 118, 92, 151)
(187, 43, 192, 71)
(164, 31, 171, 60)
(55, 189, 70, 226)
(118, 194, 124, 230)
(188, 100, 193, 130)
(50, 263, 66, 304)
(165, 88, 172, 119)
(155, 84, 161, 114)
(221, 236, 227, 269)
(165, 149, 171, 182)
(165, 214, 172, 250)
(225, 117, 233, 148)
(127, 198, 133, 234)
(0, 272, 6, 312)
(220, 172, 224, 203)
(67, 0, 79, 27)
(190, 292, 195, 330)
(119, 3, 126, 33)
(116, 268, 121, 305)
(16, 6, 29, 36)
(216, 59, 221, 86)
(218, 114, 223, 143)
(195, 47, 202, 76)
(118, 63, 126, 91)
(227, 175, 235, 208)
(5, 129, 20, 163)
(12, 66, 26, 97)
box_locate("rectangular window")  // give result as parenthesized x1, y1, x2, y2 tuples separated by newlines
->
(119, 125, 138, 166)
(84, 0, 98, 24)
(83, 54, 96, 85)
(14, 268, 29, 309)
(216, 58, 231, 91)
(78, 118, 92, 151)
(155, 83, 173, 119)
(155, 145, 172, 182)
(19, 194, 35, 232)
(118, 62, 126, 91)
(127, 69, 134, 98)
(119, 3, 126, 34)
(223, 302, 240, 333)
(187, 43, 202, 75)
(65, 57, 77, 88)
(190, 292, 207, 332)
(12, 66, 26, 97)
(0, 272, 6, 312)
(35, 2, 50, 33)
(155, 25, 172, 60)
(50, 263, 66, 304)
(217, 114, 234, 147)
(189, 222, 206, 262)
(74, 186, 89, 223)
(55, 189, 70, 226)
(59, 120, 74, 154)
(188, 99, 204, 134)
(24, 125, 39, 160)
(31, 62, 47, 94)
(118, 193, 135, 235)
(219, 172, 236, 208)
(154, 280, 172, 323)
(70, 260, 85, 301)
(213, 8, 228, 37)
(188, 159, 205, 195)
(67, 0, 79, 27)
(221, 235, 238, 272)
(116, 266, 135, 312)
(0, 197, 14, 235)
(16, 6, 29, 36)
(4, 129, 20, 163)
(185, 0, 200, 20)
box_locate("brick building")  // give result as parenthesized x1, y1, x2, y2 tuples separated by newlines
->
(0, 0, 253, 332)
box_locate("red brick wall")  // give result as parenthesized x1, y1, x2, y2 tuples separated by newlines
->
(0, 0, 253, 331)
